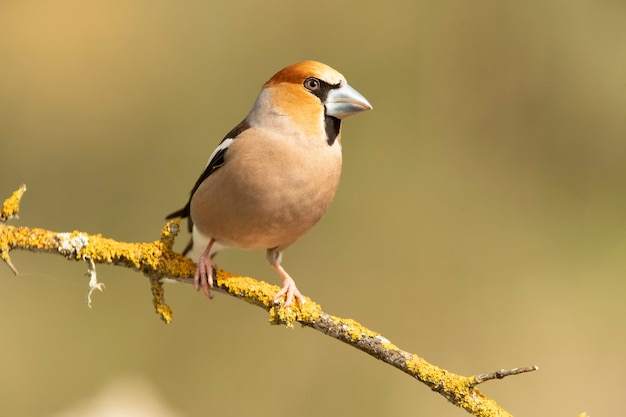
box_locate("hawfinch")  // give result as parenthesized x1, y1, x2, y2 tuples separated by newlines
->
(167, 60, 371, 306)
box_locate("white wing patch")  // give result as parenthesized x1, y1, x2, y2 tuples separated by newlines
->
(205, 138, 234, 168)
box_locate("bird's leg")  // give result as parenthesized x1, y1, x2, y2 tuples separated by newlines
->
(195, 238, 217, 298)
(267, 249, 305, 306)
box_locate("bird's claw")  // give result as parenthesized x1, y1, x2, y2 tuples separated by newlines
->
(273, 278, 305, 307)
(194, 254, 215, 299)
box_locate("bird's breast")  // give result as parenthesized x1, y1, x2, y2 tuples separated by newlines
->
(190, 130, 342, 250)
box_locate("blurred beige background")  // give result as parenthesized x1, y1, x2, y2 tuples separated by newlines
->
(1, 1, 625, 416)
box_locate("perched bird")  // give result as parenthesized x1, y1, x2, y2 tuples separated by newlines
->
(167, 60, 371, 306)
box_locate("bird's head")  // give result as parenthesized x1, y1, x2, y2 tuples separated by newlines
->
(249, 61, 372, 144)
(264, 60, 372, 120)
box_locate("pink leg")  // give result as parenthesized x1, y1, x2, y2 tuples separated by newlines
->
(273, 264, 305, 307)
(195, 238, 216, 298)
(267, 249, 305, 306)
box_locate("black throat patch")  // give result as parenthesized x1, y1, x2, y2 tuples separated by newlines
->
(325, 115, 341, 146)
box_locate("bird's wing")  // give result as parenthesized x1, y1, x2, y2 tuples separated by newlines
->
(165, 119, 251, 232)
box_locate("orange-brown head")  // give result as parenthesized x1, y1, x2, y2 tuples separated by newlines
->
(248, 60, 372, 144)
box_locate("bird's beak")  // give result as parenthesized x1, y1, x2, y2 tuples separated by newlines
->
(325, 82, 372, 119)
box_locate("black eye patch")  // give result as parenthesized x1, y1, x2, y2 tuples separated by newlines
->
(303, 77, 338, 102)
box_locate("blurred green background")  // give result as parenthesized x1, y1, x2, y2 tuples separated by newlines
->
(1, 0, 625, 416)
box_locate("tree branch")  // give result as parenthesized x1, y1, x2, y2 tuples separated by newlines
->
(0, 186, 537, 417)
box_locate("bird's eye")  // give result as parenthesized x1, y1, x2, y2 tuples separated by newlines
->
(303, 77, 321, 91)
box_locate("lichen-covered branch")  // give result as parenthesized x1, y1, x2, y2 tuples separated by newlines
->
(0, 186, 536, 417)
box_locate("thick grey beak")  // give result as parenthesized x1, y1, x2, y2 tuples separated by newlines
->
(325, 82, 372, 119)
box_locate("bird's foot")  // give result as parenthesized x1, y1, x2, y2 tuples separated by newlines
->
(273, 274, 305, 307)
(195, 244, 216, 299)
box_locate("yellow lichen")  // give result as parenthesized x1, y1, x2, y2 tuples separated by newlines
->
(207, 269, 325, 328)
(296, 299, 323, 322)
(405, 354, 511, 417)
(330, 316, 381, 342)
(149, 273, 173, 323)
(269, 304, 297, 328)
(158, 220, 179, 249)
(0, 184, 26, 221)
(380, 339, 399, 350)
(216, 271, 275, 306)
(157, 303, 173, 323)
(406, 353, 472, 393)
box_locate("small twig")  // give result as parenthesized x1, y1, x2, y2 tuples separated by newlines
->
(472, 365, 539, 386)
(1, 249, 18, 275)
(148, 272, 173, 324)
(0, 184, 26, 222)
(1, 185, 27, 274)
(84, 255, 105, 308)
